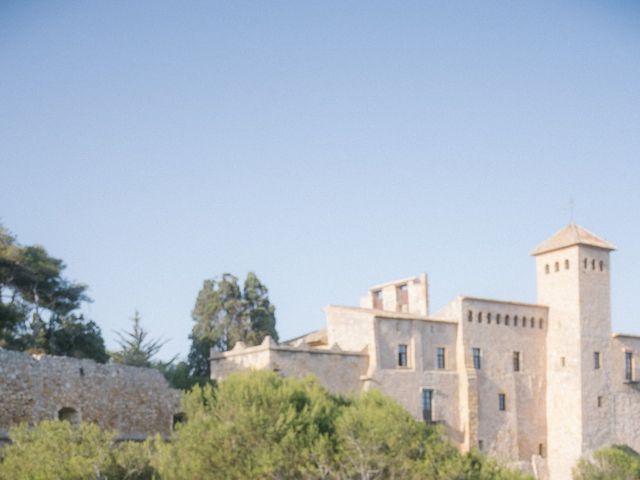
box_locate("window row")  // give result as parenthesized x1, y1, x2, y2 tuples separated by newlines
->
(545, 259, 570, 274)
(467, 310, 544, 329)
(472, 348, 522, 372)
(584, 258, 605, 272)
(397, 344, 447, 369)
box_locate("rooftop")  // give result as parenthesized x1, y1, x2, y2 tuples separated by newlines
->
(531, 224, 616, 256)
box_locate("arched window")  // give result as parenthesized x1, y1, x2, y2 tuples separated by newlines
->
(58, 407, 80, 426)
(487, 313, 492, 324)
(599, 261, 604, 271)
(530, 317, 535, 328)
(592, 259, 596, 270)
(468, 310, 473, 322)
(514, 316, 518, 327)
(496, 314, 501, 325)
(545, 264, 550, 274)
(477, 312, 482, 323)
(505, 315, 510, 326)
(539, 318, 544, 329)
(555, 262, 560, 272)
(565, 259, 570, 270)
(584, 258, 588, 269)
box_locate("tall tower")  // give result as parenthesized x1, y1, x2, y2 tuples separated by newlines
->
(532, 224, 615, 480)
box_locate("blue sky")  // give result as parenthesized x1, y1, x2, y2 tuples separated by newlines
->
(1, 1, 639, 360)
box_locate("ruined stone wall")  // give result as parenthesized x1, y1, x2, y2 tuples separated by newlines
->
(0, 349, 182, 438)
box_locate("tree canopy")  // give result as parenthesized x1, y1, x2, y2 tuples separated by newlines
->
(574, 444, 640, 480)
(111, 311, 168, 368)
(188, 272, 278, 379)
(0, 224, 107, 362)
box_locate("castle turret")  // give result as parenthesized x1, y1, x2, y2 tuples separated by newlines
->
(532, 224, 616, 480)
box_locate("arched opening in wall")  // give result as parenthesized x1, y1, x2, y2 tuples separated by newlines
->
(514, 316, 518, 327)
(539, 318, 544, 329)
(477, 312, 482, 323)
(599, 261, 604, 271)
(496, 314, 501, 325)
(584, 258, 588, 269)
(468, 310, 473, 322)
(565, 259, 570, 270)
(58, 407, 80, 426)
(173, 413, 186, 430)
(545, 264, 550, 274)
(530, 317, 535, 328)
(505, 315, 510, 326)
(592, 259, 596, 270)
(487, 313, 491, 324)
(554, 262, 559, 272)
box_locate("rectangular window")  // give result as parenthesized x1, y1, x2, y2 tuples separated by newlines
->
(597, 396, 603, 408)
(625, 351, 633, 381)
(498, 393, 506, 411)
(478, 440, 484, 451)
(397, 284, 408, 311)
(398, 344, 408, 367)
(436, 347, 446, 369)
(472, 348, 481, 369)
(539, 443, 545, 457)
(513, 351, 520, 372)
(594, 351, 601, 370)
(373, 290, 383, 310)
(422, 388, 434, 422)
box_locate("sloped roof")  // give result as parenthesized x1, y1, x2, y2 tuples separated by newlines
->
(531, 224, 616, 256)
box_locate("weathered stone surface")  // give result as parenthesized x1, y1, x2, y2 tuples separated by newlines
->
(0, 349, 182, 438)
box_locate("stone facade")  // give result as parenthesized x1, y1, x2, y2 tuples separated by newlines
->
(0, 349, 182, 440)
(210, 224, 640, 480)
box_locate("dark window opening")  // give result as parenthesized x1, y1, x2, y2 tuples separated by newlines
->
(397, 284, 408, 311)
(398, 344, 408, 367)
(422, 388, 434, 422)
(539, 318, 544, 329)
(478, 440, 484, 451)
(592, 259, 596, 270)
(513, 351, 520, 372)
(437, 348, 446, 369)
(599, 260, 604, 271)
(79, 367, 84, 376)
(496, 314, 501, 325)
(58, 407, 80, 426)
(565, 259, 570, 270)
(477, 312, 482, 323)
(472, 348, 481, 369)
(594, 352, 601, 370)
(505, 315, 510, 326)
(625, 351, 633, 381)
(555, 262, 560, 272)
(597, 396, 603, 408)
(514, 316, 518, 327)
(584, 258, 588, 269)
(487, 313, 491, 324)
(498, 393, 506, 411)
(539, 443, 545, 457)
(545, 264, 550, 274)
(468, 310, 473, 322)
(373, 290, 383, 310)
(173, 413, 186, 430)
(561, 356, 566, 367)
(530, 317, 535, 328)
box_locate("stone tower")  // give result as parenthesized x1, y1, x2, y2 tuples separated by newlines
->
(532, 224, 616, 480)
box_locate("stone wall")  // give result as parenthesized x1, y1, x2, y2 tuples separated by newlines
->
(0, 348, 182, 438)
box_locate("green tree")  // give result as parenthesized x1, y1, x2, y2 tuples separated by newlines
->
(574, 445, 640, 480)
(188, 272, 278, 378)
(111, 311, 168, 368)
(0, 224, 107, 362)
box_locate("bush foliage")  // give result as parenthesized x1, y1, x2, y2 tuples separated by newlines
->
(0, 371, 531, 479)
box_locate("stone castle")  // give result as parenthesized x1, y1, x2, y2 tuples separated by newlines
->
(210, 224, 640, 480)
(0, 348, 182, 444)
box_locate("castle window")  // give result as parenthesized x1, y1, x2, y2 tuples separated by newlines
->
(561, 356, 566, 367)
(398, 344, 408, 367)
(555, 262, 560, 272)
(505, 315, 510, 326)
(79, 367, 84, 376)
(594, 352, 601, 370)
(565, 259, 570, 270)
(478, 440, 484, 451)
(513, 351, 520, 372)
(599, 260, 604, 271)
(477, 312, 482, 323)
(58, 407, 80, 426)
(496, 314, 501, 325)
(472, 348, 481, 369)
(514, 316, 518, 327)
(539, 443, 545, 457)
(584, 258, 588, 269)
(530, 317, 535, 328)
(468, 310, 473, 322)
(373, 290, 383, 310)
(487, 313, 492, 324)
(625, 351, 633, 381)
(539, 318, 544, 329)
(592, 259, 596, 270)
(545, 264, 550, 274)
(436, 347, 446, 369)
(597, 396, 603, 408)
(397, 284, 408, 312)
(422, 388, 434, 422)
(498, 393, 506, 411)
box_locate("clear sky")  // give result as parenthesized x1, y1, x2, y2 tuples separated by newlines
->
(1, 1, 639, 360)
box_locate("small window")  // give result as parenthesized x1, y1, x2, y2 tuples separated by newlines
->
(398, 344, 408, 367)
(584, 258, 588, 269)
(561, 356, 566, 367)
(597, 396, 603, 408)
(565, 259, 570, 270)
(436, 347, 446, 369)
(513, 351, 520, 372)
(530, 317, 535, 328)
(468, 310, 473, 322)
(599, 261, 604, 272)
(505, 315, 510, 326)
(625, 351, 633, 381)
(555, 262, 560, 272)
(539, 443, 545, 457)
(477, 312, 482, 323)
(472, 348, 481, 369)
(422, 388, 434, 422)
(498, 393, 506, 411)
(514, 316, 518, 327)
(496, 314, 501, 325)
(79, 367, 84, 377)
(397, 284, 409, 311)
(373, 290, 383, 310)
(594, 351, 601, 370)
(58, 407, 80, 426)
(478, 440, 484, 451)
(592, 259, 596, 270)
(539, 318, 544, 329)
(545, 264, 550, 274)
(487, 313, 492, 324)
